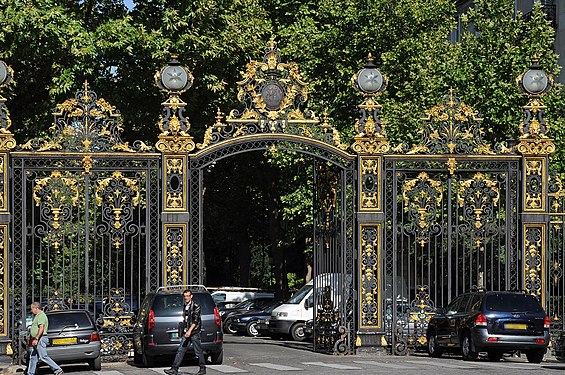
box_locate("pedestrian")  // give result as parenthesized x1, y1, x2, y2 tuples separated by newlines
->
(26, 302, 63, 375)
(165, 289, 206, 375)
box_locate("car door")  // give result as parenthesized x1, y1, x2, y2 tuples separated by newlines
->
(435, 296, 463, 345)
(450, 293, 472, 346)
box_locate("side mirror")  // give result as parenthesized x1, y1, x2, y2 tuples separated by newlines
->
(304, 297, 312, 310)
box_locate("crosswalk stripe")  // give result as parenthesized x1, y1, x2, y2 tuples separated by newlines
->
(353, 360, 418, 369)
(249, 363, 302, 371)
(405, 360, 477, 369)
(207, 364, 249, 373)
(302, 362, 362, 370)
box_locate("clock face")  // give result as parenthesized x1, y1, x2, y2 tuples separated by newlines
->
(357, 68, 383, 94)
(523, 69, 548, 94)
(161, 65, 191, 91)
(0, 62, 7, 86)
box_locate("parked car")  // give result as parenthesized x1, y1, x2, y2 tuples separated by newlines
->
(211, 288, 275, 309)
(27, 310, 101, 371)
(556, 331, 565, 361)
(222, 298, 277, 334)
(230, 301, 282, 337)
(426, 291, 550, 363)
(132, 285, 223, 367)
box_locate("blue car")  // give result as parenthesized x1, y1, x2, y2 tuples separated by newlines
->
(231, 301, 282, 337)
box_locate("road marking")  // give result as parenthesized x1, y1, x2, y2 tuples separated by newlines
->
(250, 363, 303, 371)
(405, 360, 478, 369)
(353, 360, 418, 369)
(302, 362, 362, 370)
(207, 364, 249, 373)
(100, 371, 125, 375)
(149, 368, 168, 374)
(471, 361, 538, 369)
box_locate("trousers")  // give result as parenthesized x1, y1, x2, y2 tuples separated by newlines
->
(172, 332, 205, 369)
(27, 336, 62, 375)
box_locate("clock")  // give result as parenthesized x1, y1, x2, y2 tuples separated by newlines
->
(0, 61, 9, 87)
(161, 65, 192, 92)
(357, 67, 384, 94)
(522, 68, 549, 95)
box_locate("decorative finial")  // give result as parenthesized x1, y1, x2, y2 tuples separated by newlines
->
(367, 53, 374, 63)
(269, 36, 277, 50)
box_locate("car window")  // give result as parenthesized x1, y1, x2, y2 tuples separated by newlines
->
(469, 294, 482, 311)
(485, 294, 544, 313)
(212, 293, 226, 304)
(459, 294, 472, 313)
(446, 296, 463, 314)
(287, 284, 313, 304)
(47, 312, 94, 331)
(153, 293, 216, 316)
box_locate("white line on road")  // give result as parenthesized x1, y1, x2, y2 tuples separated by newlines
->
(353, 360, 419, 369)
(249, 363, 303, 371)
(207, 364, 249, 373)
(469, 361, 539, 369)
(99, 371, 126, 375)
(302, 362, 362, 370)
(405, 359, 478, 369)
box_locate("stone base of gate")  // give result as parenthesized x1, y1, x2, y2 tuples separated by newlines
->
(355, 333, 389, 354)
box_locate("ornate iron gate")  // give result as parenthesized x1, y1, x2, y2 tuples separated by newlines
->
(10, 83, 160, 359)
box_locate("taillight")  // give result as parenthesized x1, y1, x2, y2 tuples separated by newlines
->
(90, 333, 100, 342)
(544, 316, 551, 329)
(475, 314, 487, 327)
(214, 306, 221, 327)
(148, 309, 155, 330)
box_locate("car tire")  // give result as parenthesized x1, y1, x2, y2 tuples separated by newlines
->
(461, 333, 478, 361)
(290, 322, 306, 341)
(209, 349, 223, 365)
(427, 333, 443, 358)
(246, 321, 260, 337)
(89, 355, 102, 371)
(487, 350, 503, 362)
(525, 349, 545, 363)
(224, 318, 237, 335)
(142, 348, 154, 367)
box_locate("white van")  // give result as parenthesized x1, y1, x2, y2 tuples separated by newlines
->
(211, 288, 275, 309)
(268, 273, 349, 341)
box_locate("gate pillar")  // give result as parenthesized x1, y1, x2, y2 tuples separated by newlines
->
(155, 56, 195, 286)
(0, 60, 14, 353)
(351, 57, 388, 349)
(516, 60, 554, 306)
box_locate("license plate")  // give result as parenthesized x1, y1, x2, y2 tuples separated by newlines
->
(171, 332, 179, 338)
(505, 323, 527, 330)
(51, 337, 77, 345)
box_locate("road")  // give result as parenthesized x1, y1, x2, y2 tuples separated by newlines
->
(25, 335, 565, 375)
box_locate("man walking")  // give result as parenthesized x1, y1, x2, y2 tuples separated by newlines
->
(165, 289, 206, 375)
(26, 302, 63, 375)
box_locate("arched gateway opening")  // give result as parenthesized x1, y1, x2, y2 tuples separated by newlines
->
(0, 41, 563, 360)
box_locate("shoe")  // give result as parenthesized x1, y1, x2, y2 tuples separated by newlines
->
(164, 367, 178, 375)
(194, 366, 206, 375)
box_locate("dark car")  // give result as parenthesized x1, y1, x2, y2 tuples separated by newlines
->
(27, 310, 101, 371)
(132, 286, 223, 367)
(231, 301, 282, 337)
(222, 298, 276, 334)
(426, 291, 550, 363)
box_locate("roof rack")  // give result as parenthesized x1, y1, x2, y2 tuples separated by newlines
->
(156, 285, 209, 293)
(470, 285, 487, 293)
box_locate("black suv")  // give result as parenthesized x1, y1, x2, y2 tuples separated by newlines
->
(132, 286, 223, 367)
(426, 291, 550, 363)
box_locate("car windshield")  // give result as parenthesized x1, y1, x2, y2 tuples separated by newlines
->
(233, 300, 255, 309)
(47, 312, 93, 331)
(287, 284, 313, 304)
(485, 294, 544, 313)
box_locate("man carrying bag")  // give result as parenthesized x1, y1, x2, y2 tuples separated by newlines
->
(165, 289, 206, 375)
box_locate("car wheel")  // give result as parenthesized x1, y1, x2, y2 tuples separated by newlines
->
(246, 321, 260, 337)
(487, 350, 503, 362)
(224, 318, 237, 335)
(89, 355, 102, 371)
(461, 333, 478, 361)
(142, 348, 154, 367)
(209, 349, 223, 365)
(290, 322, 305, 341)
(427, 333, 443, 358)
(525, 349, 545, 363)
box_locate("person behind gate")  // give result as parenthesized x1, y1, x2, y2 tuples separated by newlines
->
(165, 289, 206, 375)
(26, 302, 63, 375)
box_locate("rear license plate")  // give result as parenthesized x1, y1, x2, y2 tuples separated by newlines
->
(171, 332, 179, 338)
(51, 337, 77, 345)
(505, 323, 527, 330)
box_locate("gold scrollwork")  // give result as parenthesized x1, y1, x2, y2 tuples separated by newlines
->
(360, 225, 380, 329)
(524, 158, 545, 211)
(33, 171, 80, 248)
(402, 172, 443, 247)
(517, 138, 555, 155)
(95, 171, 140, 248)
(165, 156, 186, 210)
(523, 224, 545, 303)
(164, 224, 187, 286)
(0, 225, 6, 335)
(360, 158, 380, 211)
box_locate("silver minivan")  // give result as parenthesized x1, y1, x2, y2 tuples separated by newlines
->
(132, 286, 223, 367)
